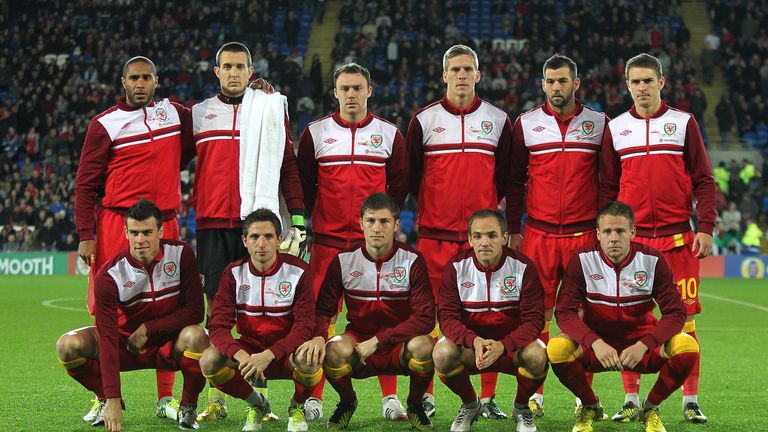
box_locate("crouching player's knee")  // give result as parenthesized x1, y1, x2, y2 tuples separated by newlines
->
(517, 340, 548, 378)
(406, 335, 435, 375)
(663, 333, 699, 358)
(199, 346, 233, 384)
(291, 353, 323, 387)
(547, 335, 579, 364)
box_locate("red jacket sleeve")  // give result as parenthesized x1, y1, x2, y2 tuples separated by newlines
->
(506, 117, 529, 235)
(385, 129, 409, 206)
(639, 256, 686, 350)
(406, 115, 424, 199)
(500, 258, 545, 353)
(75, 118, 111, 241)
(314, 256, 344, 338)
(143, 244, 204, 339)
(268, 269, 316, 360)
(598, 123, 620, 209)
(683, 116, 717, 236)
(555, 254, 603, 348)
(375, 254, 435, 347)
(496, 116, 514, 210)
(438, 260, 478, 349)
(176, 103, 196, 168)
(297, 127, 318, 215)
(209, 263, 243, 359)
(94, 269, 122, 398)
(280, 114, 305, 214)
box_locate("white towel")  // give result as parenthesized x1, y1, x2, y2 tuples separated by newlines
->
(239, 88, 292, 230)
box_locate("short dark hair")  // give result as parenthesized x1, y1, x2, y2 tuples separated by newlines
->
(216, 42, 253, 68)
(443, 44, 479, 71)
(542, 54, 577, 79)
(242, 208, 282, 236)
(122, 56, 157, 77)
(625, 53, 663, 80)
(597, 201, 635, 228)
(126, 198, 162, 228)
(333, 62, 371, 87)
(468, 209, 507, 234)
(360, 193, 399, 220)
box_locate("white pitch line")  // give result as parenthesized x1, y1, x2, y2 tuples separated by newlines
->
(42, 298, 88, 312)
(700, 292, 768, 313)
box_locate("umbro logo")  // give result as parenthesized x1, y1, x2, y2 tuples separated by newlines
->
(533, 126, 545, 132)
(239, 284, 250, 291)
(620, 130, 632, 136)
(433, 127, 445, 133)
(350, 271, 363, 277)
(123, 281, 135, 288)
(589, 274, 604, 280)
(324, 138, 337, 144)
(205, 114, 217, 120)
(461, 281, 475, 288)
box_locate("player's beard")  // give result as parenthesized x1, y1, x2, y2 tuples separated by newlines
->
(548, 92, 573, 110)
(127, 88, 156, 108)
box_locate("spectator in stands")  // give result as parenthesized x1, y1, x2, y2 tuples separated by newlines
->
(741, 217, 764, 254)
(721, 201, 742, 235)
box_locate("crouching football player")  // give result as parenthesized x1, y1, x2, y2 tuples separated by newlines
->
(56, 199, 208, 431)
(434, 209, 547, 432)
(198, 208, 320, 432)
(296, 193, 436, 430)
(548, 202, 699, 432)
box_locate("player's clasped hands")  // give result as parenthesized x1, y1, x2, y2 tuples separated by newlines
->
(296, 336, 326, 366)
(592, 339, 623, 371)
(473, 337, 505, 370)
(237, 350, 275, 383)
(619, 341, 649, 370)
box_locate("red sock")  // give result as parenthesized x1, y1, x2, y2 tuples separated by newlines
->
(293, 381, 315, 404)
(311, 375, 326, 399)
(551, 361, 598, 406)
(216, 373, 254, 400)
(648, 352, 698, 405)
(586, 372, 594, 387)
(378, 375, 398, 397)
(179, 356, 206, 406)
(407, 370, 432, 406)
(327, 373, 357, 403)
(621, 370, 641, 394)
(479, 372, 498, 399)
(66, 358, 104, 398)
(156, 369, 176, 399)
(514, 372, 546, 405)
(426, 377, 434, 397)
(682, 331, 699, 396)
(439, 369, 477, 404)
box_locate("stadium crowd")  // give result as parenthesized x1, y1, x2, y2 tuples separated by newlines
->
(0, 0, 765, 254)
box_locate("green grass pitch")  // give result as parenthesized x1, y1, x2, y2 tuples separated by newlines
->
(1, 276, 765, 431)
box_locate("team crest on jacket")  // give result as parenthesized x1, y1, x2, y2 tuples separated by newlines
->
(155, 107, 168, 121)
(581, 120, 594, 134)
(664, 123, 677, 135)
(501, 276, 518, 294)
(634, 271, 648, 287)
(163, 262, 177, 277)
(278, 281, 292, 297)
(370, 134, 383, 148)
(481, 121, 493, 134)
(393, 266, 406, 282)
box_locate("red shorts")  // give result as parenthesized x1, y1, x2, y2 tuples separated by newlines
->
(87, 209, 179, 315)
(522, 226, 596, 309)
(308, 243, 344, 313)
(416, 238, 468, 302)
(237, 341, 295, 380)
(635, 232, 701, 315)
(579, 342, 666, 374)
(343, 331, 405, 379)
(118, 337, 180, 372)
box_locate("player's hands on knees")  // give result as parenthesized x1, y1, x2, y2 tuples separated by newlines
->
(591, 339, 622, 371)
(296, 337, 327, 366)
(619, 341, 649, 370)
(692, 232, 713, 259)
(355, 336, 379, 365)
(78, 240, 95, 266)
(507, 234, 523, 251)
(104, 398, 123, 432)
(127, 324, 148, 355)
(249, 77, 274, 93)
(475, 338, 504, 370)
(239, 349, 275, 383)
